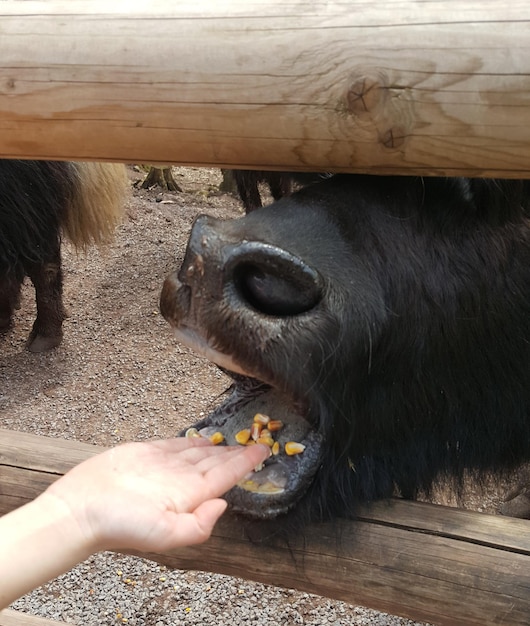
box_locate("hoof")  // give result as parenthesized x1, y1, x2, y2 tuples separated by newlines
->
(26, 333, 63, 353)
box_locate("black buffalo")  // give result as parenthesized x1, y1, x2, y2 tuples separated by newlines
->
(0, 160, 127, 352)
(160, 174, 530, 523)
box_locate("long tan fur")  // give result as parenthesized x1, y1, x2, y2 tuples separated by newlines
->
(62, 162, 128, 249)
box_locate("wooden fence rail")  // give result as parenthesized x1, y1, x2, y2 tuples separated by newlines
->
(1, 429, 529, 626)
(1, 5, 530, 623)
(1, 1, 530, 176)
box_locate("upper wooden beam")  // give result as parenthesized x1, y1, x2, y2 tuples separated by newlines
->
(1, 1, 530, 176)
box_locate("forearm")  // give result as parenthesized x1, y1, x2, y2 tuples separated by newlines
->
(0, 493, 95, 609)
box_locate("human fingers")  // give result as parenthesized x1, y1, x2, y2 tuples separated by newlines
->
(198, 444, 270, 497)
(147, 437, 214, 455)
(147, 438, 268, 472)
(187, 441, 270, 475)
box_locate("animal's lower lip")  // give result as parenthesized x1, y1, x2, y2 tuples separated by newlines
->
(179, 379, 323, 519)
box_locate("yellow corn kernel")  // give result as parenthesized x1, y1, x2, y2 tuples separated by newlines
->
(235, 428, 251, 445)
(257, 435, 275, 447)
(209, 431, 225, 445)
(268, 420, 284, 432)
(271, 441, 280, 456)
(285, 441, 306, 456)
(250, 422, 262, 441)
(253, 413, 270, 426)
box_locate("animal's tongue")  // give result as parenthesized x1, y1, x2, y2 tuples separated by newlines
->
(180, 378, 323, 519)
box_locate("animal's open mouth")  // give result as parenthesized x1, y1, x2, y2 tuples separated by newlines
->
(170, 327, 323, 519)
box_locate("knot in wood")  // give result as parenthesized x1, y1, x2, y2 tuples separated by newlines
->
(346, 76, 385, 115)
(380, 127, 406, 150)
(2, 77, 16, 92)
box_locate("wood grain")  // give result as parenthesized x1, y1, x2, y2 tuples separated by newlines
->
(1, 2, 530, 176)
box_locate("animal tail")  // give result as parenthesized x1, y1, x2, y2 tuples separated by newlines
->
(61, 162, 128, 249)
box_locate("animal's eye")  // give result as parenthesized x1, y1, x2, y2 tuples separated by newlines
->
(235, 263, 321, 316)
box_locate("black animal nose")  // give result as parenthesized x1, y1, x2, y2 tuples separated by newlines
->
(226, 241, 323, 316)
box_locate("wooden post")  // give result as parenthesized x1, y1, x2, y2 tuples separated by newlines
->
(1, 1, 530, 176)
(1, 429, 529, 626)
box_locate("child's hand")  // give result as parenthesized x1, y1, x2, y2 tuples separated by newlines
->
(45, 437, 269, 553)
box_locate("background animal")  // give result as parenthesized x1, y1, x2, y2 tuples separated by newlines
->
(231, 169, 327, 211)
(161, 174, 530, 524)
(0, 160, 127, 352)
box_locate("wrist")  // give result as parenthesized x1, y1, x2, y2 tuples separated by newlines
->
(35, 489, 100, 556)
(0, 491, 96, 609)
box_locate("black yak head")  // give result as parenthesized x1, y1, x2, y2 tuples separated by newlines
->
(160, 175, 530, 523)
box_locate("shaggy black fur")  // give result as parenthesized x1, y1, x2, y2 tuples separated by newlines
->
(0, 161, 72, 351)
(0, 161, 73, 274)
(272, 176, 530, 521)
(291, 176, 530, 519)
(168, 174, 530, 525)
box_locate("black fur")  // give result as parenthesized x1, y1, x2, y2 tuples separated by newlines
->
(281, 176, 530, 519)
(167, 174, 530, 525)
(0, 161, 72, 274)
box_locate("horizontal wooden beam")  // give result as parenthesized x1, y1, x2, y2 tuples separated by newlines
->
(1, 429, 529, 625)
(0, 609, 67, 626)
(1, 2, 530, 177)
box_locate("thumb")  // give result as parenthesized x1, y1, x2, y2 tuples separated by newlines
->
(192, 498, 228, 539)
(163, 499, 228, 549)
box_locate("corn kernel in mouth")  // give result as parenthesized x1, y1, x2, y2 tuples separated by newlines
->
(253, 413, 271, 426)
(209, 431, 225, 445)
(235, 428, 251, 445)
(183, 411, 306, 492)
(285, 441, 306, 456)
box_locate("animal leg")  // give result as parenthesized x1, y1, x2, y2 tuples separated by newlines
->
(234, 171, 263, 212)
(267, 173, 293, 201)
(25, 256, 66, 352)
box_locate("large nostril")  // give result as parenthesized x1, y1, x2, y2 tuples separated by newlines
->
(234, 263, 319, 315)
(228, 243, 322, 316)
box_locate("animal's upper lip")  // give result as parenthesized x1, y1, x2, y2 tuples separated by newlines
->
(169, 326, 252, 379)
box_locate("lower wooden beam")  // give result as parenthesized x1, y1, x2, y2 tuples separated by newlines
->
(1, 429, 529, 626)
(0, 609, 67, 626)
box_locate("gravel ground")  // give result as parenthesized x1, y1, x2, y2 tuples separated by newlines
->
(2, 164, 510, 625)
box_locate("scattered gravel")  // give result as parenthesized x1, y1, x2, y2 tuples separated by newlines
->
(5, 164, 495, 625)
(14, 552, 426, 626)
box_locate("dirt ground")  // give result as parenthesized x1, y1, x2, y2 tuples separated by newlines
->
(0, 165, 522, 625)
